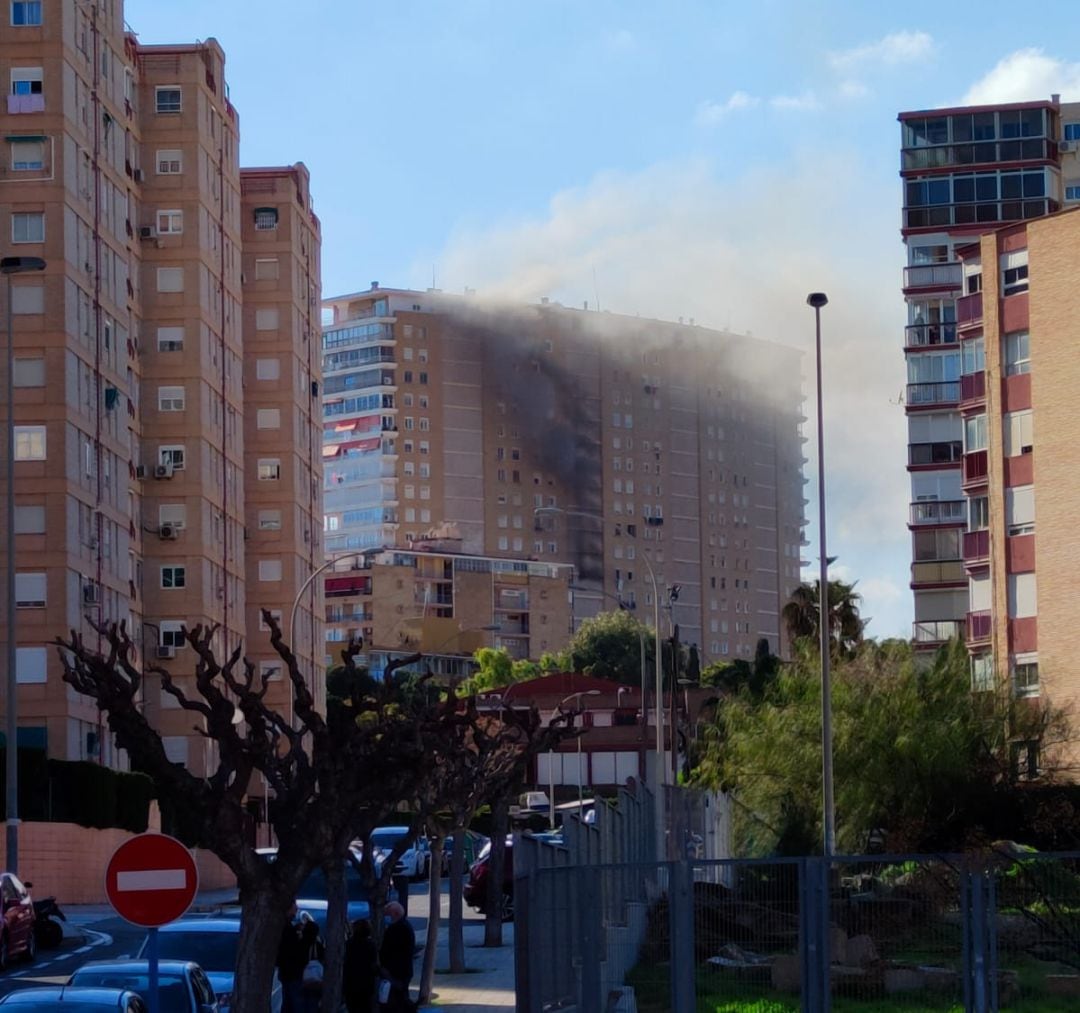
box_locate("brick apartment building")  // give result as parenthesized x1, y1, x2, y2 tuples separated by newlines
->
(1, 1, 322, 769)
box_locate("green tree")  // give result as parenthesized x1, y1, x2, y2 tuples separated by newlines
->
(701, 637, 780, 699)
(781, 579, 865, 656)
(456, 647, 543, 696)
(565, 609, 656, 684)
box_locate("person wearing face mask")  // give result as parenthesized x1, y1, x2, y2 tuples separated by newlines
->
(378, 901, 416, 1011)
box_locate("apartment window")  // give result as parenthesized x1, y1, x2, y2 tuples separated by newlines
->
(11, 211, 43, 243)
(498, 536, 509, 551)
(14, 572, 45, 607)
(1065, 123, 1080, 141)
(1006, 484, 1035, 536)
(1007, 571, 1037, 618)
(159, 445, 185, 470)
(156, 267, 184, 292)
(256, 408, 280, 429)
(961, 337, 984, 375)
(14, 425, 45, 460)
(156, 210, 183, 235)
(402, 394, 414, 407)
(10, 138, 43, 171)
(258, 458, 281, 480)
(253, 207, 278, 231)
(256, 358, 279, 380)
(1066, 185, 1080, 202)
(418, 417, 430, 431)
(13, 357, 43, 387)
(259, 660, 283, 682)
(258, 509, 281, 530)
(1012, 654, 1040, 698)
(10, 67, 42, 96)
(15, 647, 46, 685)
(403, 461, 415, 476)
(254, 258, 279, 280)
(13, 504, 44, 533)
(404, 417, 414, 431)
(969, 496, 989, 531)
(1003, 410, 1033, 457)
(160, 622, 186, 648)
(161, 566, 186, 589)
(258, 559, 282, 582)
(155, 87, 181, 114)
(964, 414, 987, 453)
(157, 385, 185, 412)
(156, 149, 182, 174)
(403, 440, 414, 453)
(159, 504, 186, 530)
(403, 484, 415, 499)
(419, 371, 428, 384)
(11, 2, 42, 26)
(1001, 250, 1029, 296)
(255, 307, 279, 331)
(1004, 332, 1030, 375)
(419, 441, 429, 455)
(157, 326, 184, 352)
(419, 463, 430, 478)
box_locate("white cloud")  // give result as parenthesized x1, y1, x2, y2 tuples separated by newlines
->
(828, 30, 935, 73)
(770, 91, 821, 112)
(694, 91, 760, 126)
(963, 48, 1080, 105)
(837, 80, 871, 102)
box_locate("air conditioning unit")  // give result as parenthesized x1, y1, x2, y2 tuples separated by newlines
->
(138, 226, 155, 239)
(154, 464, 173, 480)
(159, 524, 178, 540)
(1060, 140, 1075, 153)
(156, 645, 176, 660)
(135, 464, 146, 479)
(82, 583, 100, 605)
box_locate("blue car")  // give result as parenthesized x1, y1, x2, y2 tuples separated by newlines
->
(68, 959, 218, 1013)
(0, 987, 147, 1011)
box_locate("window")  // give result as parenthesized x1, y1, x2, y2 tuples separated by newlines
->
(419, 441, 429, 455)
(1011, 740, 1039, 781)
(13, 358, 44, 386)
(255, 307, 279, 330)
(258, 509, 281, 530)
(969, 496, 989, 531)
(11, 211, 43, 243)
(14, 572, 45, 607)
(155, 87, 181, 114)
(161, 566, 185, 589)
(156, 267, 184, 292)
(256, 358, 279, 380)
(157, 386, 185, 412)
(1001, 250, 1028, 296)
(159, 445, 185, 470)
(11, 2, 42, 26)
(157, 326, 184, 352)
(1007, 571, 1037, 618)
(256, 408, 280, 429)
(259, 660, 283, 682)
(156, 210, 183, 235)
(1012, 654, 1039, 698)
(14, 425, 45, 460)
(254, 258, 279, 280)
(961, 337, 984, 375)
(13, 504, 44, 533)
(418, 417, 430, 431)
(1004, 332, 1030, 375)
(159, 504, 186, 530)
(160, 622, 186, 648)
(156, 149, 182, 174)
(253, 207, 278, 231)
(1003, 410, 1033, 457)
(258, 458, 281, 480)
(10, 67, 42, 96)
(1006, 485, 1035, 536)
(970, 653, 994, 691)
(1065, 123, 1080, 141)
(1067, 185, 1080, 202)
(10, 138, 43, 171)
(964, 414, 987, 453)
(15, 647, 45, 684)
(258, 559, 282, 582)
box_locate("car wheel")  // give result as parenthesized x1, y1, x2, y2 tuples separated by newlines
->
(500, 890, 514, 923)
(23, 928, 34, 963)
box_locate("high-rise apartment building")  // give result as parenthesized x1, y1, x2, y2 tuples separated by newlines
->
(321, 288, 806, 669)
(900, 97, 1080, 652)
(2, 1, 321, 768)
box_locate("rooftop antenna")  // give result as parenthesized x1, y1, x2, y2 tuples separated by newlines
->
(592, 267, 601, 313)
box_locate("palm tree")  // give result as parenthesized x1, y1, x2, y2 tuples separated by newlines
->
(782, 579, 865, 656)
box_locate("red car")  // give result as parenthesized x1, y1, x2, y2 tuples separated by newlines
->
(463, 836, 514, 922)
(0, 873, 36, 969)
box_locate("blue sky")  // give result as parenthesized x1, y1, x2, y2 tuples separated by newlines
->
(130, 1, 1080, 639)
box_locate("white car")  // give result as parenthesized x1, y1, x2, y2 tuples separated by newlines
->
(366, 826, 430, 880)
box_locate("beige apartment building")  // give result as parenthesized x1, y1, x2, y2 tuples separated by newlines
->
(321, 288, 806, 672)
(2, 1, 321, 768)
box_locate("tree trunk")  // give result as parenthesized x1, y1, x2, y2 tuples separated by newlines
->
(320, 857, 347, 1013)
(448, 829, 468, 972)
(232, 885, 289, 1013)
(418, 835, 444, 1003)
(484, 800, 508, 947)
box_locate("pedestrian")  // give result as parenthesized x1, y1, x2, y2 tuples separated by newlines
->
(277, 902, 314, 1013)
(297, 910, 326, 1013)
(343, 918, 379, 1013)
(378, 901, 416, 1012)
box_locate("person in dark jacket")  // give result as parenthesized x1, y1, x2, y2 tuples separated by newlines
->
(277, 903, 322, 1013)
(344, 918, 379, 1013)
(378, 901, 416, 1011)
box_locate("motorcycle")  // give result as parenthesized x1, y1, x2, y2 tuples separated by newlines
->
(32, 897, 66, 949)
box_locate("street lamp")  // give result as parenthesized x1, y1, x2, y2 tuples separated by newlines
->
(807, 291, 835, 857)
(556, 689, 601, 821)
(3, 255, 45, 876)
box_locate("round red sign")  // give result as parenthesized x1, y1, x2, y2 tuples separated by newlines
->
(105, 833, 199, 927)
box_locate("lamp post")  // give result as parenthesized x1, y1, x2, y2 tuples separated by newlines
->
(3, 255, 45, 876)
(557, 689, 600, 820)
(807, 291, 836, 858)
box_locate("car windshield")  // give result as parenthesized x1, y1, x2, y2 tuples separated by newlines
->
(299, 864, 369, 903)
(155, 931, 238, 973)
(70, 972, 190, 1013)
(370, 830, 408, 850)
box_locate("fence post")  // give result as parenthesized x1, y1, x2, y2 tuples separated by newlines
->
(669, 859, 696, 1013)
(962, 869, 995, 1013)
(514, 867, 530, 1013)
(578, 865, 602, 1011)
(799, 857, 830, 1013)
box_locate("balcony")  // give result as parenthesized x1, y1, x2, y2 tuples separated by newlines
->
(901, 137, 1056, 172)
(903, 263, 963, 290)
(960, 372, 986, 404)
(963, 529, 990, 564)
(956, 292, 983, 328)
(912, 619, 963, 645)
(907, 381, 960, 408)
(911, 560, 965, 585)
(904, 198, 1059, 231)
(967, 610, 992, 642)
(963, 450, 988, 486)
(904, 322, 957, 349)
(910, 500, 966, 525)
(909, 441, 963, 467)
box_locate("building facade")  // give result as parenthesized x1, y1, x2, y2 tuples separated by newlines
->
(900, 97, 1080, 652)
(321, 288, 806, 669)
(2, 1, 321, 767)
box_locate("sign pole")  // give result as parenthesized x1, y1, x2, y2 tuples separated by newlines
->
(146, 926, 159, 1013)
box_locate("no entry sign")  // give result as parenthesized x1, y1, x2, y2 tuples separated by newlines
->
(105, 833, 199, 927)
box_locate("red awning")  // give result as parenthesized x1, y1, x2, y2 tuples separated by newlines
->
(334, 420, 358, 433)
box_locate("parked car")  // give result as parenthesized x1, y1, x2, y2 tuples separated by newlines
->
(68, 959, 218, 1013)
(463, 835, 514, 921)
(0, 987, 147, 1010)
(0, 873, 36, 969)
(256, 846, 372, 920)
(137, 918, 279, 1013)
(365, 826, 430, 880)
(442, 831, 488, 875)
(31, 895, 65, 949)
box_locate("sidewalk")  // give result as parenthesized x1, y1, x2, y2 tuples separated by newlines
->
(423, 920, 516, 1013)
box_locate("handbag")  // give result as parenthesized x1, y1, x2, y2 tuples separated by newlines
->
(377, 977, 392, 1004)
(302, 942, 324, 989)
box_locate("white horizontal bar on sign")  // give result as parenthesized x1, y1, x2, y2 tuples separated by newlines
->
(116, 869, 188, 892)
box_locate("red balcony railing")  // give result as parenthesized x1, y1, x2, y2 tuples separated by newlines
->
(967, 610, 992, 642)
(963, 450, 988, 484)
(956, 291, 983, 327)
(963, 529, 990, 562)
(960, 371, 986, 403)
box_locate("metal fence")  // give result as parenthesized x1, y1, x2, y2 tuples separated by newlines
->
(515, 849, 1080, 1012)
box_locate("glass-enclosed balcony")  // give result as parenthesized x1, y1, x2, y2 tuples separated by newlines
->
(913, 619, 963, 644)
(907, 381, 960, 407)
(909, 500, 966, 525)
(904, 322, 958, 348)
(903, 263, 963, 289)
(967, 610, 992, 642)
(901, 107, 1056, 171)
